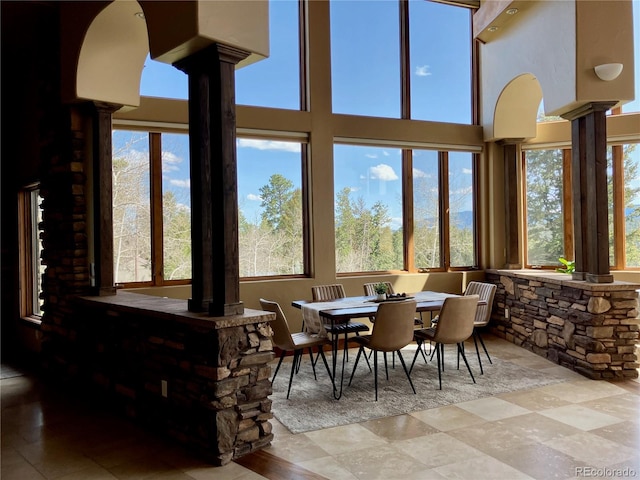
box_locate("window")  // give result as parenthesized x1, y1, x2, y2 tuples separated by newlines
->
(523, 148, 565, 266)
(409, 0, 472, 123)
(334, 144, 404, 273)
(334, 144, 477, 274)
(18, 185, 44, 320)
(237, 136, 307, 277)
(331, 0, 400, 118)
(112, 130, 191, 286)
(524, 143, 640, 270)
(236, 0, 302, 110)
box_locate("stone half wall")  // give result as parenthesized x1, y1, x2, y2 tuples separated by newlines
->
(71, 292, 276, 466)
(485, 270, 640, 380)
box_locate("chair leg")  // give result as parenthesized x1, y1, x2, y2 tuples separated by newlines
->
(348, 346, 365, 386)
(472, 332, 484, 375)
(435, 342, 442, 390)
(457, 343, 476, 384)
(374, 350, 379, 401)
(383, 352, 389, 380)
(395, 350, 416, 394)
(287, 350, 301, 399)
(410, 339, 423, 374)
(308, 347, 318, 380)
(272, 350, 286, 382)
(477, 330, 492, 364)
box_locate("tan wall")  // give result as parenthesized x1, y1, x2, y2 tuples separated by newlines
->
(481, 0, 635, 141)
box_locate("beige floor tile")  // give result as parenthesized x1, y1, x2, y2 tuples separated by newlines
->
(333, 443, 437, 480)
(491, 443, 593, 480)
(590, 420, 640, 450)
(578, 393, 640, 422)
(360, 413, 438, 441)
(0, 459, 47, 480)
(538, 404, 624, 431)
(185, 462, 270, 480)
(409, 404, 486, 432)
(448, 412, 580, 457)
(50, 463, 119, 480)
(497, 387, 573, 411)
(455, 396, 531, 421)
(536, 380, 628, 403)
(302, 423, 387, 456)
(395, 431, 485, 469)
(266, 431, 332, 464)
(543, 431, 638, 468)
(297, 456, 360, 480)
(433, 453, 536, 480)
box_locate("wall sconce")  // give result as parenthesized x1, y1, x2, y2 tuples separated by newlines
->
(594, 63, 623, 81)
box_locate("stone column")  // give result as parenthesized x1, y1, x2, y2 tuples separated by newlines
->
(562, 102, 616, 283)
(174, 44, 249, 316)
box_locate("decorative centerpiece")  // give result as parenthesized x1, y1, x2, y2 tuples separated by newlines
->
(373, 282, 388, 301)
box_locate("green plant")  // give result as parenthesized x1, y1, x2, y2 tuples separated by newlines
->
(373, 282, 388, 294)
(555, 257, 575, 274)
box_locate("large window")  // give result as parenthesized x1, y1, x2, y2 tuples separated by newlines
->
(409, 0, 472, 123)
(330, 0, 400, 118)
(335, 144, 477, 274)
(524, 148, 565, 266)
(524, 143, 640, 269)
(112, 130, 191, 286)
(18, 185, 44, 320)
(334, 144, 404, 272)
(237, 136, 307, 277)
(236, 0, 302, 110)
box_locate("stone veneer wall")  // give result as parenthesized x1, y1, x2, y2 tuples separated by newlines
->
(73, 292, 276, 466)
(486, 270, 639, 380)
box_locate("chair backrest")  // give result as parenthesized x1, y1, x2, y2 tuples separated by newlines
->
(368, 300, 417, 352)
(311, 284, 346, 302)
(432, 295, 479, 345)
(363, 281, 395, 296)
(464, 281, 496, 327)
(259, 299, 295, 351)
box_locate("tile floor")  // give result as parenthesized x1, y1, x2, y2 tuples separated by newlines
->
(2, 335, 639, 480)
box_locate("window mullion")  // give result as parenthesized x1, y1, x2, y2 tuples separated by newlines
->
(403, 149, 414, 272)
(150, 133, 164, 285)
(612, 144, 625, 268)
(440, 151, 450, 270)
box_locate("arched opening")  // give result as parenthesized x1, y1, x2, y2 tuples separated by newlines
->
(493, 73, 543, 141)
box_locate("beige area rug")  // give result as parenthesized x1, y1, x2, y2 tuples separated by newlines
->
(269, 343, 568, 434)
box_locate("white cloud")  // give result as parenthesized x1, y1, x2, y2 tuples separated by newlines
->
(169, 178, 190, 188)
(365, 153, 377, 159)
(413, 168, 428, 178)
(247, 193, 262, 201)
(415, 65, 432, 77)
(383, 151, 390, 156)
(162, 151, 183, 172)
(370, 164, 398, 181)
(462, 168, 473, 175)
(237, 138, 301, 153)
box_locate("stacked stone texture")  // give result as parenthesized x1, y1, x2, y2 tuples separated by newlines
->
(487, 272, 639, 380)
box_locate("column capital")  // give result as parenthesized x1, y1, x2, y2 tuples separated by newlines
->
(174, 43, 250, 75)
(561, 101, 618, 121)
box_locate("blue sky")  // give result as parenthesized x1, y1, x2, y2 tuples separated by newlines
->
(137, 0, 640, 223)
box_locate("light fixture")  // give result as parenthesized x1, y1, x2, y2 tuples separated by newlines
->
(594, 63, 623, 81)
(134, 11, 145, 19)
(488, 26, 499, 32)
(506, 8, 518, 15)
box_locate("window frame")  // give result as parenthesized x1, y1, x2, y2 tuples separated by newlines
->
(18, 184, 44, 323)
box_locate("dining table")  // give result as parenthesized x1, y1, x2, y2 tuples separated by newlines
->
(292, 290, 481, 400)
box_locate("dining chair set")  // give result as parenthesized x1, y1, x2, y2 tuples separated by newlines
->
(260, 280, 497, 401)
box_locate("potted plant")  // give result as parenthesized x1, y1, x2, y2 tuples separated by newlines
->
(373, 282, 388, 301)
(555, 257, 575, 274)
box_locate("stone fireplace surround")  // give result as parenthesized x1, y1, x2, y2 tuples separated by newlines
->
(486, 269, 639, 380)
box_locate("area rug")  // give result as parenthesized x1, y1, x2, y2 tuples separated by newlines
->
(269, 345, 568, 434)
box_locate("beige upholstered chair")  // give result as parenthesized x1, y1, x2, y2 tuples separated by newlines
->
(348, 300, 417, 400)
(260, 299, 333, 399)
(410, 295, 479, 390)
(464, 281, 497, 374)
